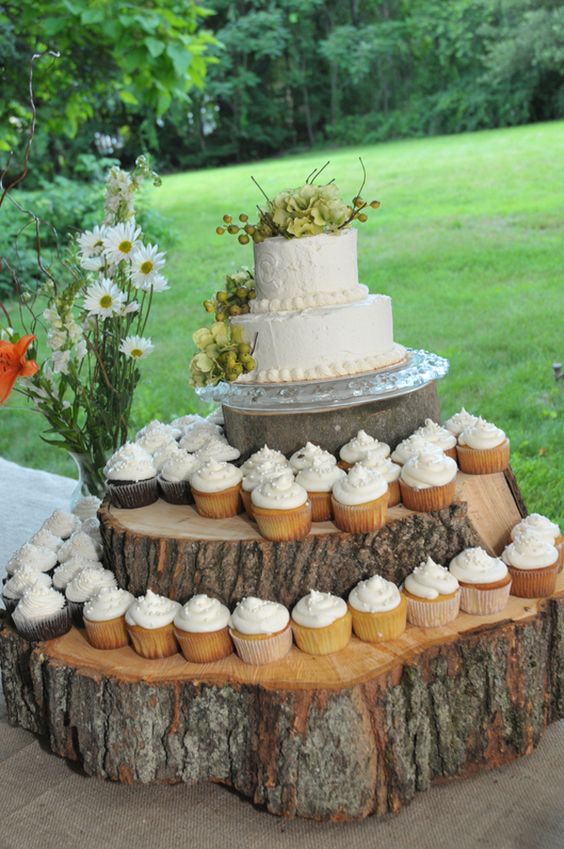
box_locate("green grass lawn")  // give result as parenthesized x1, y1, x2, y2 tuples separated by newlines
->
(1, 121, 563, 523)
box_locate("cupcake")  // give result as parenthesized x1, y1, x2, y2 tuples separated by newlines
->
(41, 509, 81, 540)
(193, 437, 241, 464)
(403, 557, 461, 627)
(456, 417, 509, 474)
(65, 566, 117, 626)
(158, 450, 200, 504)
(331, 464, 388, 533)
(356, 453, 402, 507)
(104, 442, 158, 508)
(29, 528, 63, 553)
(240, 445, 289, 476)
(2, 565, 52, 614)
(251, 470, 311, 541)
(57, 531, 101, 564)
(152, 440, 183, 473)
(83, 586, 135, 650)
(511, 514, 563, 569)
(6, 543, 58, 576)
(449, 547, 512, 614)
(444, 407, 478, 437)
(295, 459, 345, 521)
(391, 434, 436, 466)
(12, 584, 71, 642)
(206, 408, 224, 426)
(289, 442, 335, 472)
(241, 461, 289, 519)
(411, 418, 457, 460)
(52, 558, 103, 591)
(190, 459, 243, 518)
(399, 448, 457, 512)
(169, 413, 207, 430)
(179, 422, 224, 453)
(229, 597, 292, 665)
(173, 594, 233, 663)
(339, 430, 390, 469)
(71, 495, 102, 522)
(291, 590, 352, 655)
(135, 420, 181, 453)
(501, 531, 559, 598)
(348, 575, 407, 642)
(125, 590, 181, 658)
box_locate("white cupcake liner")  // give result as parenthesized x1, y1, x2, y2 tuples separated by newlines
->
(459, 582, 511, 615)
(406, 591, 460, 627)
(230, 624, 292, 666)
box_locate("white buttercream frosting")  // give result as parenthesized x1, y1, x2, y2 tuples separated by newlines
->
(240, 445, 289, 476)
(242, 462, 290, 492)
(13, 584, 66, 625)
(29, 528, 63, 552)
(125, 589, 181, 629)
(348, 575, 402, 613)
(169, 414, 207, 429)
(356, 455, 401, 482)
(52, 558, 103, 590)
(57, 531, 101, 564)
(391, 434, 438, 465)
(339, 430, 390, 464)
(511, 514, 561, 544)
(65, 567, 117, 603)
(193, 437, 241, 463)
(135, 420, 181, 453)
(83, 586, 134, 622)
(449, 547, 508, 584)
(400, 448, 457, 490)
(190, 459, 242, 493)
(289, 442, 336, 471)
(3, 565, 52, 600)
(229, 596, 289, 635)
(502, 532, 558, 570)
(80, 518, 102, 546)
(174, 594, 231, 633)
(250, 285, 368, 314)
(72, 495, 102, 521)
(444, 408, 478, 437)
(6, 543, 57, 575)
(332, 463, 388, 506)
(251, 470, 308, 509)
(458, 417, 506, 450)
(291, 590, 347, 628)
(404, 557, 459, 599)
(412, 418, 456, 451)
(41, 510, 81, 539)
(160, 450, 201, 483)
(104, 442, 156, 482)
(152, 441, 183, 472)
(179, 422, 224, 452)
(295, 459, 345, 493)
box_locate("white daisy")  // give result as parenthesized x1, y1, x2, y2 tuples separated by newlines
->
(119, 335, 154, 359)
(83, 278, 125, 318)
(130, 244, 166, 288)
(119, 300, 140, 316)
(102, 220, 141, 265)
(80, 255, 105, 272)
(78, 225, 107, 258)
(144, 273, 170, 293)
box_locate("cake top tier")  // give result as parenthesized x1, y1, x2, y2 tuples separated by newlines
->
(251, 228, 366, 313)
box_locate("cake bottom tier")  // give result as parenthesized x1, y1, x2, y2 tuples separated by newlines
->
(232, 294, 406, 383)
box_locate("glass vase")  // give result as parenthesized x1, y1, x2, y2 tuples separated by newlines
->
(69, 451, 107, 508)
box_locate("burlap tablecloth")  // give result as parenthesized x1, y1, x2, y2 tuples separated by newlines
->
(1, 457, 562, 849)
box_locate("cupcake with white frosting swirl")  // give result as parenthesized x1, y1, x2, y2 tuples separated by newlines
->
(71, 495, 102, 522)
(391, 434, 436, 466)
(83, 586, 135, 650)
(12, 583, 71, 642)
(173, 594, 233, 663)
(444, 408, 478, 437)
(193, 437, 241, 464)
(229, 596, 292, 665)
(41, 510, 81, 540)
(295, 459, 345, 522)
(135, 420, 181, 453)
(411, 419, 457, 459)
(125, 589, 181, 658)
(158, 449, 200, 505)
(331, 464, 389, 533)
(356, 454, 402, 507)
(52, 557, 103, 591)
(348, 575, 407, 642)
(169, 413, 207, 430)
(240, 445, 289, 477)
(403, 557, 461, 627)
(179, 421, 224, 453)
(57, 531, 101, 564)
(338, 430, 390, 469)
(289, 442, 336, 472)
(456, 417, 509, 475)
(190, 459, 243, 518)
(241, 461, 290, 519)
(104, 442, 158, 508)
(449, 547, 512, 614)
(501, 531, 559, 598)
(251, 470, 311, 541)
(2, 565, 52, 614)
(65, 566, 117, 626)
(29, 528, 63, 553)
(399, 448, 457, 512)
(152, 440, 183, 474)
(6, 543, 58, 576)
(291, 590, 352, 655)
(510, 514, 563, 571)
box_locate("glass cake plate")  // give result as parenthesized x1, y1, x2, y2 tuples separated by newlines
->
(196, 349, 449, 413)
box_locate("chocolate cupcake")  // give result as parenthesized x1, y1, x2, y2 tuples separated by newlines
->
(158, 450, 200, 504)
(12, 584, 71, 642)
(2, 565, 52, 614)
(104, 443, 158, 508)
(52, 558, 103, 591)
(57, 531, 101, 564)
(65, 566, 117, 626)
(6, 543, 58, 577)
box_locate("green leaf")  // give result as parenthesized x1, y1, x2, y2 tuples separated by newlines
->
(145, 36, 165, 58)
(118, 90, 139, 106)
(167, 43, 191, 77)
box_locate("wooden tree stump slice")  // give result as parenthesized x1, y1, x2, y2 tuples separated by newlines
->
(100, 470, 524, 607)
(1, 577, 562, 820)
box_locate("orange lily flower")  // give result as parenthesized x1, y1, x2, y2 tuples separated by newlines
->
(0, 334, 39, 404)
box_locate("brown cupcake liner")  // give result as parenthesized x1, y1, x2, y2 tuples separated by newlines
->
(2, 595, 18, 615)
(308, 490, 333, 522)
(405, 591, 461, 627)
(331, 491, 388, 533)
(67, 599, 85, 628)
(84, 614, 130, 650)
(157, 476, 194, 505)
(174, 626, 233, 663)
(459, 581, 512, 615)
(456, 440, 510, 475)
(291, 610, 352, 655)
(14, 605, 72, 642)
(192, 483, 243, 519)
(230, 624, 293, 665)
(337, 459, 353, 470)
(387, 479, 401, 507)
(399, 479, 455, 512)
(507, 561, 559, 598)
(241, 488, 256, 520)
(349, 594, 407, 642)
(126, 622, 178, 658)
(253, 501, 312, 541)
(106, 477, 159, 509)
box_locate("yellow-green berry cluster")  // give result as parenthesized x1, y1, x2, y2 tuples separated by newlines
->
(190, 321, 256, 387)
(203, 267, 256, 321)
